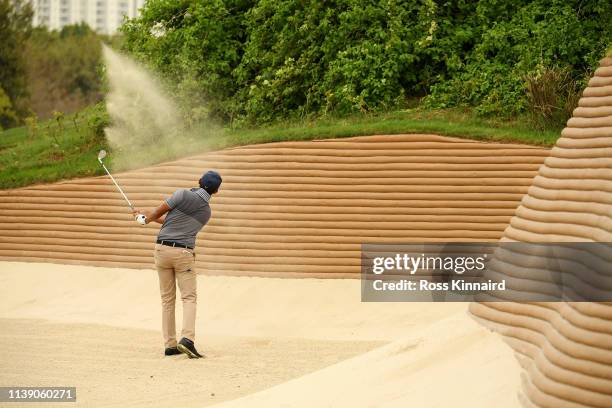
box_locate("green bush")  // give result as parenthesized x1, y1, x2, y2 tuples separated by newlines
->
(234, 0, 460, 122)
(524, 66, 582, 129)
(120, 0, 612, 127)
(87, 103, 110, 142)
(121, 0, 250, 122)
(424, 0, 612, 120)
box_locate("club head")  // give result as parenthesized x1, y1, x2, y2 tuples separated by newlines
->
(97, 149, 107, 162)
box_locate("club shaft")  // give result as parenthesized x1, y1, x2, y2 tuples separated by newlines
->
(100, 162, 134, 210)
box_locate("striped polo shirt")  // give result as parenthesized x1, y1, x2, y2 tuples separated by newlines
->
(157, 188, 212, 248)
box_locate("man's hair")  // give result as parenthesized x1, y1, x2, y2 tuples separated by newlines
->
(199, 170, 222, 194)
(203, 185, 218, 195)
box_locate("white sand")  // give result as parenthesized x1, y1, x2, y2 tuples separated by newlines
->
(216, 314, 521, 408)
(0, 261, 521, 407)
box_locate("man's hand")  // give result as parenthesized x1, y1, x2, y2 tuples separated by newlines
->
(131, 208, 147, 225)
(132, 203, 171, 224)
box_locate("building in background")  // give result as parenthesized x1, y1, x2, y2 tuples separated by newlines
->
(29, 0, 145, 35)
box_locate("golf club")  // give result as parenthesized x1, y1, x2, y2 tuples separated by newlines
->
(97, 150, 146, 225)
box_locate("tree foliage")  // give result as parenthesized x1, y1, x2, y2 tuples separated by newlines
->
(0, 1, 105, 128)
(121, 0, 251, 122)
(120, 0, 612, 126)
(0, 0, 33, 128)
(425, 0, 612, 117)
(24, 23, 104, 120)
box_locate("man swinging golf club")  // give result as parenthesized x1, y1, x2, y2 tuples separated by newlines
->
(133, 170, 222, 359)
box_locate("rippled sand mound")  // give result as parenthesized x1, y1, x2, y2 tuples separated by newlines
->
(470, 56, 612, 407)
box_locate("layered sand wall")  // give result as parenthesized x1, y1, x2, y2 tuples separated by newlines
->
(470, 57, 612, 407)
(0, 134, 548, 277)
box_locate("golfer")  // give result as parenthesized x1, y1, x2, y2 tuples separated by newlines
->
(133, 170, 222, 359)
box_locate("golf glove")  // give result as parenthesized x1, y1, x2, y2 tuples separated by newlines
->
(135, 214, 147, 225)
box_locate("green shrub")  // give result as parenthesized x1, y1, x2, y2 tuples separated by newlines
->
(524, 66, 582, 129)
(87, 103, 110, 142)
(121, 0, 251, 122)
(24, 114, 38, 139)
(0, 86, 19, 129)
(121, 0, 612, 127)
(425, 0, 612, 119)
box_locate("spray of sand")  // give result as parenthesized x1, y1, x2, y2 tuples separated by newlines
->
(102, 45, 213, 170)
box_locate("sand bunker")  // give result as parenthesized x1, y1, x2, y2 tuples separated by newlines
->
(3, 72, 611, 404)
(0, 134, 548, 277)
(0, 261, 520, 407)
(0, 132, 547, 406)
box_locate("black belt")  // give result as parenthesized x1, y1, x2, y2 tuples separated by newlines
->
(157, 240, 194, 250)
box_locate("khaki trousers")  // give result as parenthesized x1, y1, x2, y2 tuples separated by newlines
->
(154, 243, 197, 348)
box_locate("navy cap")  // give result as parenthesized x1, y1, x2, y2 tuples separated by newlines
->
(199, 170, 222, 193)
